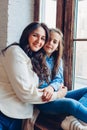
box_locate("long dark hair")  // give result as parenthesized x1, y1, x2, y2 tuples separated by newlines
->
(19, 21, 50, 83)
(2, 21, 50, 83)
(19, 21, 49, 57)
(2, 21, 49, 55)
(31, 49, 50, 84)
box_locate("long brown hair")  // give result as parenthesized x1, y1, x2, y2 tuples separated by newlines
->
(31, 49, 50, 84)
(2, 21, 50, 83)
(32, 28, 64, 83)
(2, 21, 49, 57)
(19, 21, 49, 56)
(49, 28, 64, 79)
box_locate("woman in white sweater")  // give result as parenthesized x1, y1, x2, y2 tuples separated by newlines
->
(0, 22, 66, 130)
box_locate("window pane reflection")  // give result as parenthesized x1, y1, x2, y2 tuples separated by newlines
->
(77, 0, 87, 38)
(74, 42, 87, 89)
(40, 0, 57, 28)
(74, 0, 87, 89)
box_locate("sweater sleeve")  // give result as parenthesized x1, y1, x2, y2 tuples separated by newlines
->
(1, 46, 58, 104)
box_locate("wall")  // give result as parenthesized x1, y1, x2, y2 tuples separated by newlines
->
(0, 0, 34, 50)
(0, 0, 8, 50)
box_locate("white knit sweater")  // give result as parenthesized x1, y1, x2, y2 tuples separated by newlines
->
(0, 46, 58, 119)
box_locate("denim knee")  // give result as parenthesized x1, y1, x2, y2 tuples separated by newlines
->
(9, 120, 22, 130)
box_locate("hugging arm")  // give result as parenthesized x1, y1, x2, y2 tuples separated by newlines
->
(42, 60, 67, 101)
(1, 46, 58, 104)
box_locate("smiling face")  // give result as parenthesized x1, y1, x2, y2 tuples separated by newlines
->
(44, 31, 62, 56)
(28, 26, 46, 52)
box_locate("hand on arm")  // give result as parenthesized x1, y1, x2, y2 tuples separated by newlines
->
(57, 85, 67, 98)
(2, 46, 60, 104)
(39, 86, 54, 101)
(39, 85, 67, 102)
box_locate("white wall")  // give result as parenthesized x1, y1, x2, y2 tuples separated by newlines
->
(0, 0, 34, 49)
(0, 0, 8, 49)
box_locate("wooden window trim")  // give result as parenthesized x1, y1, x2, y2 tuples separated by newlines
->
(56, 0, 75, 90)
(56, 0, 64, 31)
(34, 0, 40, 21)
(73, 39, 87, 41)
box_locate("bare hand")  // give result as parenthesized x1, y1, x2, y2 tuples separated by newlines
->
(41, 86, 54, 102)
(57, 85, 67, 98)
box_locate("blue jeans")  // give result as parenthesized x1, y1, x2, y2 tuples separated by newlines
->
(66, 87, 87, 107)
(36, 87, 87, 123)
(0, 112, 22, 130)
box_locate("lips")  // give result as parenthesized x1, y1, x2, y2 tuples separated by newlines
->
(46, 45, 52, 49)
(34, 45, 39, 48)
(33, 43, 40, 48)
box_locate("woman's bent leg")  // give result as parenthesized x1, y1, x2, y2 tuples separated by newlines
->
(36, 98, 87, 123)
(66, 87, 87, 107)
(9, 119, 22, 130)
(79, 93, 87, 107)
(0, 123, 6, 130)
(66, 87, 87, 100)
(0, 112, 22, 130)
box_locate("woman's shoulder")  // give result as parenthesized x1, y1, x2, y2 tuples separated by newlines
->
(2, 45, 30, 62)
(5, 45, 26, 56)
(6, 45, 23, 54)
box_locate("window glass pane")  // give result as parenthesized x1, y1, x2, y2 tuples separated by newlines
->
(40, 0, 57, 28)
(74, 41, 87, 89)
(74, 0, 87, 89)
(77, 0, 87, 38)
